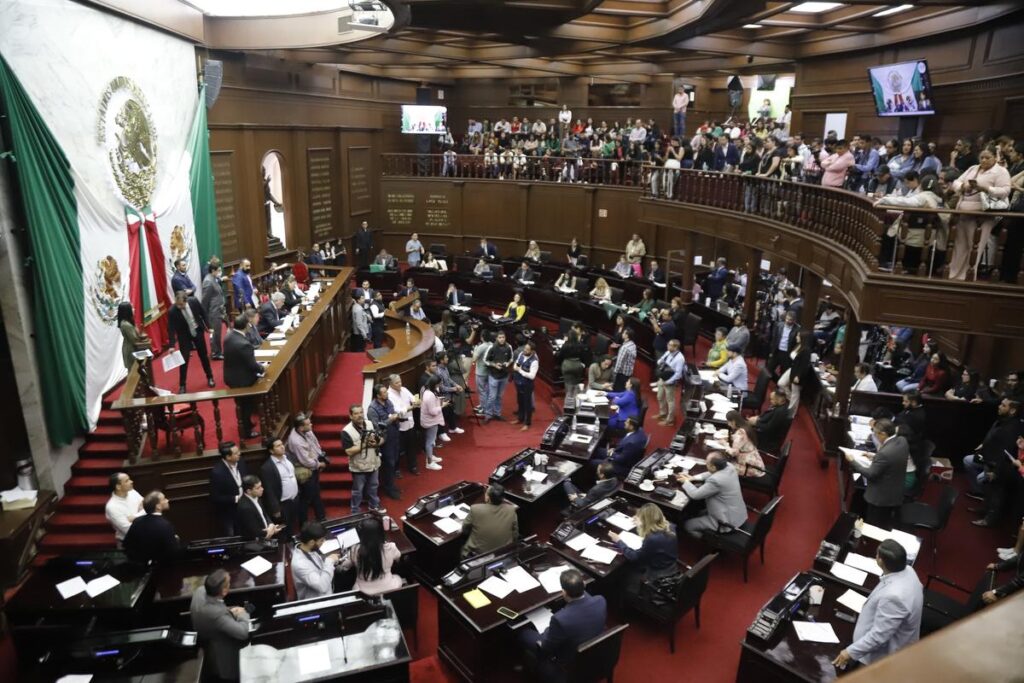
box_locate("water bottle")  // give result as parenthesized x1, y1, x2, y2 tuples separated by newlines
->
(405, 321, 411, 341)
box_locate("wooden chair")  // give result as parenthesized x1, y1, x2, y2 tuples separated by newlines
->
(564, 623, 629, 683)
(702, 496, 783, 583)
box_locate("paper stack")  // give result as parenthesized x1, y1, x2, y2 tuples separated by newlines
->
(1, 487, 38, 510)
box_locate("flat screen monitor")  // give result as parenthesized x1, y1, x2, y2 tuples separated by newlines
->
(401, 105, 448, 134)
(868, 60, 935, 117)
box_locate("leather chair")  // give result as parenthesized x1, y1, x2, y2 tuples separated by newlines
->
(564, 623, 629, 683)
(740, 441, 792, 499)
(681, 312, 702, 359)
(898, 484, 958, 566)
(920, 572, 989, 636)
(627, 554, 718, 653)
(741, 369, 772, 414)
(702, 496, 783, 583)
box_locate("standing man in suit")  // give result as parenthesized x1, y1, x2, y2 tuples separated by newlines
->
(564, 462, 619, 511)
(190, 569, 250, 682)
(461, 484, 519, 559)
(592, 417, 647, 479)
(260, 436, 299, 536)
(209, 442, 247, 537)
(354, 221, 374, 269)
(123, 491, 181, 565)
(832, 540, 923, 670)
(845, 419, 909, 527)
(517, 569, 607, 680)
(751, 389, 792, 454)
(257, 291, 285, 337)
(704, 257, 729, 301)
(351, 292, 371, 352)
(287, 413, 327, 523)
(236, 475, 284, 541)
(679, 454, 749, 538)
(171, 258, 195, 296)
(767, 310, 800, 380)
(202, 262, 227, 360)
(224, 315, 264, 440)
(167, 290, 215, 394)
(231, 258, 255, 311)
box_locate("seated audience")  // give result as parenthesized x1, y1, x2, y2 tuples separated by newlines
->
(474, 237, 498, 260)
(512, 260, 534, 284)
(524, 240, 542, 262)
(501, 292, 527, 322)
(612, 254, 633, 278)
(918, 351, 951, 395)
(554, 270, 577, 292)
(946, 368, 984, 402)
(590, 277, 612, 302)
(473, 257, 492, 277)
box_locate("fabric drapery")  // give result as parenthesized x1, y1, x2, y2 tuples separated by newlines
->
(188, 84, 221, 264)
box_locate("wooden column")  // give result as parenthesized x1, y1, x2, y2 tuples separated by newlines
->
(832, 312, 862, 415)
(743, 247, 762, 325)
(678, 230, 696, 303)
(800, 271, 823, 330)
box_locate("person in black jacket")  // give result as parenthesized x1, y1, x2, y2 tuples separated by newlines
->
(209, 442, 247, 537)
(609, 503, 679, 600)
(969, 399, 1023, 527)
(167, 291, 215, 394)
(766, 310, 800, 381)
(894, 390, 929, 492)
(260, 436, 299, 536)
(751, 389, 792, 454)
(563, 462, 618, 512)
(354, 221, 374, 269)
(236, 475, 283, 541)
(123, 491, 181, 564)
(778, 331, 813, 417)
(224, 314, 264, 439)
(555, 325, 592, 405)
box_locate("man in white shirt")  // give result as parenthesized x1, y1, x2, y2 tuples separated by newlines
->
(656, 340, 686, 427)
(779, 104, 792, 139)
(628, 118, 647, 145)
(291, 521, 340, 600)
(672, 87, 689, 137)
(260, 436, 299, 534)
(105, 472, 144, 546)
(405, 233, 424, 267)
(852, 363, 879, 393)
(715, 345, 748, 393)
(531, 119, 546, 137)
(387, 374, 419, 475)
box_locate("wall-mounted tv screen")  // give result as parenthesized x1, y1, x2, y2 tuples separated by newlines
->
(401, 105, 448, 134)
(868, 60, 935, 117)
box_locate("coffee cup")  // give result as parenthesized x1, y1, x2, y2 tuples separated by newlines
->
(808, 585, 824, 606)
(642, 479, 654, 488)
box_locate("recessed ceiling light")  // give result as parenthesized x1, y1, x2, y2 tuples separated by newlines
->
(743, 24, 763, 29)
(873, 4, 914, 17)
(185, 1, 350, 17)
(789, 2, 844, 13)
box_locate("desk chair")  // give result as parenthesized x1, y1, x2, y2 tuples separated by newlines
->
(429, 243, 447, 258)
(921, 571, 989, 636)
(594, 333, 612, 357)
(740, 441, 792, 500)
(539, 250, 552, 263)
(609, 287, 625, 304)
(153, 403, 206, 455)
(898, 484, 957, 566)
(376, 582, 420, 652)
(681, 313, 702, 359)
(702, 496, 783, 583)
(563, 623, 629, 683)
(741, 369, 772, 415)
(628, 554, 717, 653)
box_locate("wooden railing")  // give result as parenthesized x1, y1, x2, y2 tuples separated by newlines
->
(381, 152, 647, 186)
(111, 265, 353, 462)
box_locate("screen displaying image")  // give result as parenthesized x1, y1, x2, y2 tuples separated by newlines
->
(868, 60, 936, 117)
(401, 105, 448, 134)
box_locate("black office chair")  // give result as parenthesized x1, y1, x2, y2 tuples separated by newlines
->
(741, 369, 772, 414)
(575, 277, 590, 294)
(898, 484, 958, 565)
(375, 582, 421, 652)
(920, 571, 990, 636)
(609, 287, 625, 304)
(740, 441, 792, 499)
(577, 254, 589, 267)
(539, 250, 552, 263)
(702, 496, 783, 583)
(564, 623, 629, 683)
(681, 312, 702, 358)
(429, 243, 447, 258)
(756, 417, 792, 456)
(594, 334, 611, 357)
(628, 554, 718, 653)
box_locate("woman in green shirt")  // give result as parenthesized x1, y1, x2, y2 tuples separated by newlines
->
(633, 287, 657, 321)
(704, 327, 730, 369)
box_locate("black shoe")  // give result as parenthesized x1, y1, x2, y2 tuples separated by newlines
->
(409, 468, 421, 475)
(385, 489, 402, 500)
(244, 430, 260, 439)
(965, 492, 985, 502)
(178, 384, 187, 394)
(971, 519, 992, 527)
(395, 470, 403, 479)
(207, 377, 216, 388)
(211, 354, 224, 360)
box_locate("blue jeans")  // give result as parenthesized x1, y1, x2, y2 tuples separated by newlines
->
(487, 375, 509, 417)
(673, 111, 686, 138)
(962, 454, 986, 494)
(424, 425, 439, 458)
(476, 372, 490, 410)
(896, 379, 919, 393)
(350, 470, 380, 511)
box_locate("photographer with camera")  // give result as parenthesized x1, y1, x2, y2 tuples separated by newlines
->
(287, 413, 327, 523)
(341, 403, 386, 514)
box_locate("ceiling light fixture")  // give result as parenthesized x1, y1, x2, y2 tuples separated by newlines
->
(743, 24, 763, 29)
(789, 2, 844, 13)
(873, 4, 914, 18)
(185, 0, 349, 17)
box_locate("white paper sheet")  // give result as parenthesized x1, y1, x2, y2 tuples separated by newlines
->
(297, 642, 332, 676)
(566, 532, 598, 551)
(837, 589, 869, 614)
(829, 562, 868, 586)
(269, 340, 287, 347)
(267, 332, 287, 340)
(792, 621, 840, 643)
(712, 411, 730, 421)
(580, 544, 618, 565)
(616, 530, 643, 550)
(698, 370, 717, 382)
(839, 447, 873, 459)
(606, 512, 636, 531)
(478, 575, 514, 599)
(337, 527, 361, 550)
(84, 574, 121, 598)
(433, 516, 463, 535)
(503, 565, 542, 593)
(433, 504, 458, 518)
(523, 470, 548, 483)
(453, 504, 472, 520)
(859, 522, 889, 542)
(57, 676, 94, 683)
(704, 439, 729, 451)
(887, 529, 922, 562)
(56, 576, 88, 600)
(524, 606, 554, 634)
(319, 538, 341, 555)
(254, 350, 279, 359)
(589, 498, 613, 511)
(240, 555, 273, 577)
(537, 566, 572, 594)
(161, 350, 185, 372)
(843, 553, 883, 576)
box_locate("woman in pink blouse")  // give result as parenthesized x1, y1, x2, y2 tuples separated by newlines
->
(420, 375, 445, 471)
(728, 424, 765, 478)
(340, 517, 403, 596)
(820, 140, 855, 189)
(949, 148, 1012, 280)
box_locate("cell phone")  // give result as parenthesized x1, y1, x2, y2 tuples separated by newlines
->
(496, 606, 520, 620)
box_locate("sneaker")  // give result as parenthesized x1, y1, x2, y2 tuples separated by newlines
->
(430, 455, 444, 463)
(370, 506, 387, 514)
(997, 549, 1017, 560)
(439, 433, 452, 442)
(649, 382, 659, 389)
(997, 546, 1014, 554)
(451, 427, 466, 434)
(425, 461, 443, 471)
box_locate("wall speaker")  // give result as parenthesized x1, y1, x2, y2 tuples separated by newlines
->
(204, 60, 223, 109)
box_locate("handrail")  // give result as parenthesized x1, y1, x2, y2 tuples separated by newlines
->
(361, 292, 436, 384)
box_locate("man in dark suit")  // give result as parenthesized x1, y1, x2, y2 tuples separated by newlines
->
(354, 221, 374, 269)
(473, 237, 498, 260)
(201, 262, 227, 360)
(224, 314, 264, 439)
(646, 259, 666, 285)
(231, 258, 255, 311)
(894, 390, 928, 492)
(243, 309, 263, 349)
(767, 310, 800, 380)
(518, 569, 607, 681)
(752, 390, 792, 454)
(846, 419, 909, 528)
(209, 442, 247, 537)
(236, 475, 283, 541)
(257, 291, 285, 337)
(704, 257, 729, 301)
(563, 462, 619, 511)
(123, 490, 181, 565)
(190, 570, 250, 681)
(171, 258, 196, 296)
(969, 398, 1023, 527)
(260, 436, 299, 535)
(592, 417, 647, 479)
(167, 290, 215, 394)
(396, 277, 419, 299)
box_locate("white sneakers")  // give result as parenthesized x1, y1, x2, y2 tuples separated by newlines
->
(439, 433, 452, 442)
(426, 459, 442, 471)
(451, 427, 466, 434)
(997, 547, 1018, 560)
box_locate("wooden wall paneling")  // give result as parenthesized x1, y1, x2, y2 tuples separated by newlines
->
(306, 146, 335, 246)
(462, 181, 523, 242)
(524, 184, 589, 256)
(288, 128, 308, 252)
(240, 129, 265, 269)
(210, 147, 241, 262)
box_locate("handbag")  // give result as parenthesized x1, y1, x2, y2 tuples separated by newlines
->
(294, 465, 313, 484)
(980, 191, 1009, 211)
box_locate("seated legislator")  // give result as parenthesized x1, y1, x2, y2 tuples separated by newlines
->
(609, 503, 680, 599)
(236, 475, 284, 541)
(853, 362, 879, 393)
(554, 270, 577, 293)
(714, 344, 748, 393)
(500, 292, 527, 323)
(704, 327, 729, 369)
(280, 275, 301, 310)
(844, 419, 909, 527)
(591, 417, 647, 479)
(517, 569, 607, 682)
(750, 390, 792, 454)
(473, 257, 492, 277)
(474, 237, 498, 260)
(563, 462, 619, 511)
(512, 261, 535, 285)
(604, 377, 642, 430)
(257, 291, 285, 337)
(445, 283, 465, 307)
(678, 454, 748, 539)
(339, 517, 404, 596)
(589, 277, 612, 303)
(190, 570, 251, 681)
(629, 287, 657, 321)
(612, 254, 633, 279)
(587, 356, 615, 392)
(460, 484, 519, 559)
(122, 491, 181, 565)
(726, 313, 750, 354)
(646, 259, 666, 285)
(408, 299, 429, 323)
(832, 540, 923, 671)
(724, 422, 765, 478)
(397, 277, 418, 299)
(243, 309, 263, 348)
(291, 521, 342, 600)
(524, 240, 542, 262)
(374, 249, 397, 270)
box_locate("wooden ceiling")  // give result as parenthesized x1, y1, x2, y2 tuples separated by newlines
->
(258, 1, 1023, 83)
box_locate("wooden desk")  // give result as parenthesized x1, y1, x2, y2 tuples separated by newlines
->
(436, 543, 579, 683)
(737, 575, 861, 683)
(402, 481, 487, 583)
(362, 292, 436, 392)
(0, 490, 56, 589)
(490, 452, 581, 534)
(811, 513, 923, 594)
(552, 420, 605, 463)
(25, 641, 202, 682)
(621, 448, 708, 516)
(549, 496, 634, 580)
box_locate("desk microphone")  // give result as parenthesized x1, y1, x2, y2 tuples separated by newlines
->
(336, 604, 349, 664)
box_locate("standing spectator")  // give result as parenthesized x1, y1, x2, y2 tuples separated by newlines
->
(105, 472, 143, 547)
(287, 413, 327, 523)
(672, 86, 689, 137)
(167, 291, 215, 394)
(231, 258, 255, 311)
(235, 476, 283, 541)
(420, 376, 445, 470)
(223, 314, 264, 439)
(704, 257, 729, 301)
(483, 331, 513, 423)
(201, 262, 226, 360)
(558, 104, 572, 138)
(918, 352, 951, 395)
(260, 436, 299, 535)
(351, 292, 370, 351)
(209, 442, 246, 537)
(387, 374, 419, 475)
(965, 399, 1022, 528)
(512, 341, 539, 431)
(342, 403, 385, 513)
(777, 331, 813, 417)
(821, 140, 855, 189)
(655, 339, 685, 426)
(845, 419, 909, 527)
(949, 148, 1011, 280)
(405, 232, 424, 267)
(613, 328, 637, 392)
(625, 233, 647, 264)
(557, 325, 592, 403)
(368, 384, 402, 500)
(117, 302, 142, 372)
(354, 220, 374, 269)
(171, 258, 196, 296)
(190, 571, 250, 681)
(368, 290, 387, 348)
(727, 313, 750, 354)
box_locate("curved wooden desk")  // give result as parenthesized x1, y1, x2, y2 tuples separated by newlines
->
(360, 292, 436, 402)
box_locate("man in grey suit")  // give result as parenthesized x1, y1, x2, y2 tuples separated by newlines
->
(190, 569, 250, 681)
(351, 292, 371, 351)
(461, 484, 519, 559)
(201, 262, 227, 360)
(679, 453, 749, 539)
(845, 419, 908, 528)
(833, 539, 923, 670)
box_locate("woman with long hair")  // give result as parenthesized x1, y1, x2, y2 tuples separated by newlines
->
(118, 301, 141, 371)
(589, 277, 612, 303)
(340, 517, 403, 595)
(777, 331, 813, 417)
(946, 368, 982, 402)
(728, 423, 765, 478)
(502, 291, 527, 322)
(609, 503, 679, 599)
(420, 375, 445, 471)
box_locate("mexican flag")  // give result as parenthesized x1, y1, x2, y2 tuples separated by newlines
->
(0, 51, 221, 445)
